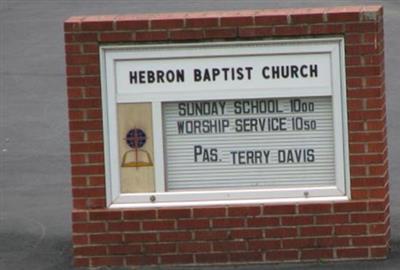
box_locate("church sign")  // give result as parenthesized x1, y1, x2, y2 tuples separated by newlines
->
(100, 38, 349, 207)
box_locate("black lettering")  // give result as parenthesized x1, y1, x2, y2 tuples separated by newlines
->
(194, 69, 202, 81)
(262, 66, 270, 79)
(129, 71, 137, 84)
(310, 64, 318, 77)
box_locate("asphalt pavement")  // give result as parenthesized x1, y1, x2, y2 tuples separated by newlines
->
(0, 0, 399, 269)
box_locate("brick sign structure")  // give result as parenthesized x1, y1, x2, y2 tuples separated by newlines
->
(64, 6, 390, 268)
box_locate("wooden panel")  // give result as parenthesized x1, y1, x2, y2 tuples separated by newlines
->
(117, 103, 155, 193)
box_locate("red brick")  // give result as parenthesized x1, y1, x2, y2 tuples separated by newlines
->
(310, 24, 344, 34)
(64, 19, 81, 32)
(316, 214, 349, 224)
(247, 217, 280, 227)
(158, 208, 191, 219)
(255, 14, 287, 25)
(298, 203, 331, 214)
(281, 216, 313, 225)
(221, 16, 253, 26)
(371, 247, 389, 257)
(337, 248, 368, 258)
(347, 66, 381, 77)
(230, 229, 263, 239)
(151, 19, 183, 29)
(91, 257, 124, 266)
(301, 249, 333, 260)
(346, 56, 362, 66)
(212, 218, 244, 228)
(73, 222, 106, 233)
(89, 176, 105, 186)
(316, 237, 350, 247)
(327, 12, 360, 22)
(334, 201, 367, 212)
(186, 17, 218, 28)
(345, 22, 378, 33)
(347, 77, 363, 88)
(228, 206, 261, 217)
(88, 198, 105, 209)
(274, 25, 308, 36)
(126, 255, 158, 265)
(72, 211, 87, 222)
(116, 20, 148, 30)
(143, 220, 175, 230)
(348, 121, 364, 131)
(136, 31, 168, 41)
(83, 43, 98, 53)
(73, 198, 87, 209)
(205, 28, 236, 38)
(213, 241, 247, 251)
(349, 143, 365, 153)
(263, 205, 295, 214)
(68, 99, 101, 109)
(161, 254, 194, 264)
(88, 153, 104, 163)
(87, 131, 103, 141)
(170, 30, 204, 40)
(346, 44, 377, 55)
(73, 235, 88, 245)
(74, 246, 107, 256)
(124, 210, 156, 219)
(90, 233, 122, 244)
(72, 33, 98, 42)
(67, 55, 99, 66)
(291, 13, 323, 24)
(265, 250, 298, 261)
(108, 245, 141, 255)
(67, 87, 83, 100)
(195, 230, 229, 241)
(71, 166, 104, 175)
(239, 27, 273, 37)
(350, 154, 385, 165)
(89, 210, 121, 220)
(70, 154, 85, 164)
(300, 226, 333, 236)
(248, 239, 281, 250)
(193, 207, 226, 218)
(282, 238, 315, 249)
(81, 21, 113, 31)
(66, 66, 82, 76)
(69, 131, 84, 143)
(351, 189, 369, 199)
(366, 121, 385, 131)
(266, 227, 297, 238)
(364, 54, 383, 65)
(353, 235, 386, 246)
(125, 233, 157, 243)
(144, 243, 176, 254)
(74, 258, 89, 267)
(179, 242, 210, 253)
(177, 219, 209, 229)
(196, 253, 228, 263)
(230, 252, 263, 262)
(159, 232, 192, 242)
(335, 224, 367, 235)
(350, 166, 367, 176)
(108, 221, 140, 231)
(99, 32, 133, 42)
(70, 143, 103, 153)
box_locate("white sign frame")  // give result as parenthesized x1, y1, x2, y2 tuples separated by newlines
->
(100, 38, 350, 208)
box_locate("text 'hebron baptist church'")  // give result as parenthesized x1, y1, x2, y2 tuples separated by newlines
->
(128, 64, 319, 84)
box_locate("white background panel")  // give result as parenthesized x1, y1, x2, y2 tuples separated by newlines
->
(163, 97, 335, 191)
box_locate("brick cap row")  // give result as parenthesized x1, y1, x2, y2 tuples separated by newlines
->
(64, 5, 382, 27)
